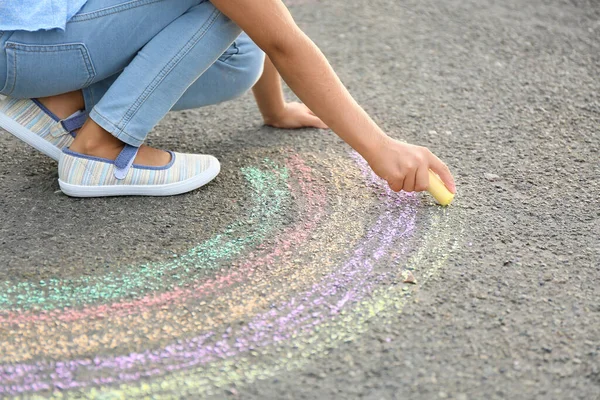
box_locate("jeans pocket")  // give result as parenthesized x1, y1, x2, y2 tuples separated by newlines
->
(1, 42, 96, 98)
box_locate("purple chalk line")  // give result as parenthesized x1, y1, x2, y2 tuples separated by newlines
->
(0, 154, 419, 394)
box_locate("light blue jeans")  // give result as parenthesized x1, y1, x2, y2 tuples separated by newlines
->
(0, 0, 265, 147)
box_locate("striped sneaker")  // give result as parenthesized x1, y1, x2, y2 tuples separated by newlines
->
(0, 96, 86, 161)
(58, 144, 221, 197)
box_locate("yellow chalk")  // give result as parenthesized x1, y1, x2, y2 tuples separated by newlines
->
(427, 170, 455, 206)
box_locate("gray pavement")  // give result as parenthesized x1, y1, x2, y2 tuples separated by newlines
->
(0, 0, 598, 398)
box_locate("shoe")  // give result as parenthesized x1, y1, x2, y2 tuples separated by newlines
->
(0, 97, 86, 161)
(58, 144, 221, 197)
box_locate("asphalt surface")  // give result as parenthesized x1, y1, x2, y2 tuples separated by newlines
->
(0, 0, 599, 398)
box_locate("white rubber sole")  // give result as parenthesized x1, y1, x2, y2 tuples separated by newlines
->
(0, 110, 62, 161)
(58, 157, 221, 197)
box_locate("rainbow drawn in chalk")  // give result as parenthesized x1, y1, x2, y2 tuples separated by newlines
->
(0, 150, 459, 398)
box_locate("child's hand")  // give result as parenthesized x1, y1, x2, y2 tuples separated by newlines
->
(366, 137, 456, 194)
(264, 102, 329, 130)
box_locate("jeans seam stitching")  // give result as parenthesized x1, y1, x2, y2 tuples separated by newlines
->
(117, 8, 221, 133)
(8, 48, 17, 96)
(121, 8, 221, 128)
(70, 0, 167, 22)
(79, 45, 97, 86)
(6, 42, 87, 52)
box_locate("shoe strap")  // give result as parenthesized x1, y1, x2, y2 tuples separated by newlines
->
(61, 111, 88, 136)
(49, 110, 88, 138)
(114, 144, 139, 180)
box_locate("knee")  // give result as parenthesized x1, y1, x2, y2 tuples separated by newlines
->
(243, 44, 265, 90)
(171, 35, 265, 111)
(220, 34, 265, 96)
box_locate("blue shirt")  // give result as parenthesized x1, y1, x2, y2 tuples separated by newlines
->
(0, 0, 88, 31)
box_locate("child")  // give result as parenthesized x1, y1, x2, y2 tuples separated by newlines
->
(0, 0, 455, 197)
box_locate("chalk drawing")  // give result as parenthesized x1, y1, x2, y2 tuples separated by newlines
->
(0, 151, 460, 398)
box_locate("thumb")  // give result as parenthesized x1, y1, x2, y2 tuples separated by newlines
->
(428, 154, 456, 193)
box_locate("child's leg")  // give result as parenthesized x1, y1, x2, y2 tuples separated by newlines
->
(173, 33, 265, 111)
(1, 0, 241, 156)
(82, 33, 265, 113)
(2, 0, 229, 98)
(0, 0, 246, 196)
(81, 2, 242, 149)
(24, 34, 262, 165)
(67, 33, 262, 166)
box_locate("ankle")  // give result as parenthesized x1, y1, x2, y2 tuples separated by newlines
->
(71, 138, 124, 159)
(70, 119, 124, 160)
(67, 118, 170, 167)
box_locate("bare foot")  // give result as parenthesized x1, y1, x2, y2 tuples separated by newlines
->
(70, 119, 171, 167)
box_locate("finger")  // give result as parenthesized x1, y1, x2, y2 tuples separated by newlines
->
(303, 114, 329, 129)
(403, 167, 416, 192)
(414, 165, 430, 192)
(389, 175, 405, 192)
(429, 154, 456, 193)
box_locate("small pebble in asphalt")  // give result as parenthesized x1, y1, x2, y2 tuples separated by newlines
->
(484, 173, 501, 182)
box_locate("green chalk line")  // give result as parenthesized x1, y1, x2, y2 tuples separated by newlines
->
(0, 160, 290, 311)
(45, 209, 461, 399)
